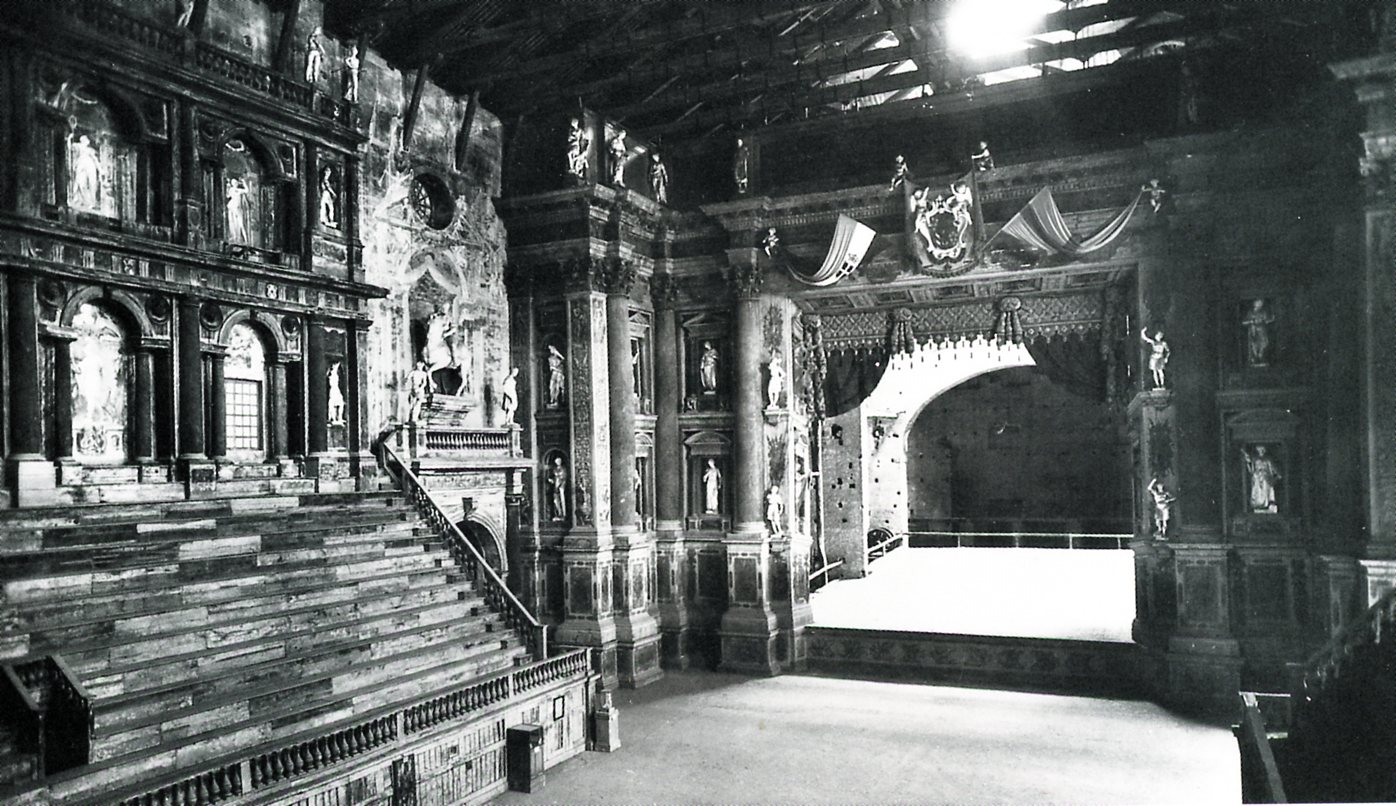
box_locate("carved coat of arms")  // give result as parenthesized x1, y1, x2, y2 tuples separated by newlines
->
(905, 174, 981, 276)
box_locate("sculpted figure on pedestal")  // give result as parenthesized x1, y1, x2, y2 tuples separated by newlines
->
(343, 45, 361, 103)
(1242, 300, 1275, 367)
(699, 341, 719, 393)
(608, 130, 627, 186)
(765, 485, 783, 533)
(304, 28, 324, 85)
(66, 122, 103, 213)
(407, 360, 432, 424)
(327, 362, 346, 426)
(1140, 328, 1170, 390)
(703, 459, 722, 514)
(649, 152, 668, 204)
(547, 457, 568, 522)
(1241, 446, 1281, 514)
(1147, 478, 1175, 538)
(546, 344, 566, 408)
(499, 367, 519, 425)
(566, 118, 589, 182)
(733, 137, 749, 194)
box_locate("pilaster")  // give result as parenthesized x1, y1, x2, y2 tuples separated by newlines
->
(651, 273, 690, 668)
(5, 273, 55, 505)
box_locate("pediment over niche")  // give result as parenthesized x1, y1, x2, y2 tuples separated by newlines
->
(683, 430, 731, 448)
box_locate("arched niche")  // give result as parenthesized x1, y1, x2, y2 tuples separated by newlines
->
(209, 131, 293, 253)
(45, 84, 160, 224)
(684, 430, 732, 532)
(461, 512, 507, 574)
(404, 257, 475, 399)
(65, 300, 136, 462)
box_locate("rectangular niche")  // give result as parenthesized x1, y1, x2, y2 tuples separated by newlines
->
(679, 313, 731, 413)
(684, 430, 732, 532)
(1220, 284, 1299, 387)
(629, 311, 654, 415)
(1223, 407, 1303, 535)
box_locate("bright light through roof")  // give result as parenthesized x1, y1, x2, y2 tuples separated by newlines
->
(946, 0, 1065, 59)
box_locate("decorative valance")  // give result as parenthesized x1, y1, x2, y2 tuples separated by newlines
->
(993, 186, 1143, 256)
(786, 214, 877, 287)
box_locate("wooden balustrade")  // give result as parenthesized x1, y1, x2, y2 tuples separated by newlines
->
(380, 439, 546, 658)
(0, 664, 43, 784)
(0, 655, 93, 779)
(108, 649, 590, 806)
(423, 427, 514, 454)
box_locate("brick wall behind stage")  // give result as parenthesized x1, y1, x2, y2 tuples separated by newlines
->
(907, 367, 1130, 528)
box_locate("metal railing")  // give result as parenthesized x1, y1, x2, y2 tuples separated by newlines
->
(379, 439, 546, 659)
(809, 559, 845, 592)
(907, 530, 1132, 549)
(866, 529, 904, 562)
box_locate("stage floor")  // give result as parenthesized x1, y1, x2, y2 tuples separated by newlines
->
(810, 547, 1136, 642)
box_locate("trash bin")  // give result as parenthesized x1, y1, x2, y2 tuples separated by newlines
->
(506, 723, 546, 792)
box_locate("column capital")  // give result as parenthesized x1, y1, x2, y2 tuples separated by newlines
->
(650, 273, 680, 310)
(564, 255, 604, 294)
(600, 258, 637, 297)
(728, 263, 765, 300)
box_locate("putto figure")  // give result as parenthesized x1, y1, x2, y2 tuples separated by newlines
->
(762, 227, 780, 256)
(889, 154, 911, 193)
(1140, 328, 1170, 390)
(1142, 178, 1168, 213)
(971, 140, 994, 172)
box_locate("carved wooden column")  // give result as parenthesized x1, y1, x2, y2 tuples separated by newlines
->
(651, 273, 690, 668)
(207, 347, 227, 463)
(603, 259, 662, 687)
(552, 256, 619, 687)
(176, 297, 208, 474)
(347, 318, 374, 488)
(5, 273, 56, 504)
(132, 345, 158, 462)
(719, 262, 781, 675)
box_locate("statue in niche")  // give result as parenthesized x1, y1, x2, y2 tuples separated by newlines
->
(608, 129, 627, 186)
(225, 177, 251, 244)
(547, 456, 568, 522)
(304, 28, 324, 85)
(343, 44, 361, 103)
(1242, 299, 1275, 367)
(699, 341, 719, 393)
(703, 459, 722, 514)
(424, 309, 459, 395)
(498, 367, 519, 425)
(630, 340, 643, 400)
(546, 344, 566, 408)
(971, 141, 994, 172)
(566, 118, 589, 182)
(889, 154, 910, 193)
(1139, 328, 1170, 390)
(765, 485, 783, 533)
(648, 152, 668, 204)
(407, 360, 432, 424)
(795, 456, 811, 535)
(1143, 178, 1168, 214)
(71, 303, 127, 458)
(767, 354, 785, 408)
(633, 463, 643, 518)
(1147, 478, 1176, 538)
(762, 227, 780, 256)
(1241, 446, 1282, 514)
(327, 362, 346, 425)
(318, 165, 339, 228)
(733, 137, 749, 194)
(66, 121, 104, 213)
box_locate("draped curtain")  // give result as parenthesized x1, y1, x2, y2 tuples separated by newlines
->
(1025, 333, 1105, 402)
(998, 187, 1143, 256)
(823, 349, 887, 418)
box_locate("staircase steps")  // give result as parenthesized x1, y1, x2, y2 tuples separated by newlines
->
(0, 491, 531, 804)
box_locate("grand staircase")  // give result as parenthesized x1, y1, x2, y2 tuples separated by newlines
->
(0, 483, 547, 805)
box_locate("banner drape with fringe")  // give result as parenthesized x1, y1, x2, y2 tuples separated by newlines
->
(994, 187, 1143, 256)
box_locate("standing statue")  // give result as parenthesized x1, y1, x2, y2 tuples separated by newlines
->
(632, 463, 643, 518)
(648, 152, 668, 204)
(318, 165, 338, 228)
(608, 129, 627, 186)
(498, 367, 519, 425)
(767, 354, 785, 408)
(343, 44, 361, 103)
(703, 459, 722, 514)
(304, 28, 324, 85)
(889, 154, 910, 193)
(327, 361, 345, 425)
(546, 344, 566, 408)
(547, 456, 568, 522)
(1241, 299, 1275, 367)
(630, 340, 643, 399)
(424, 309, 457, 394)
(1241, 446, 1282, 514)
(762, 227, 780, 256)
(175, 0, 195, 28)
(566, 118, 589, 182)
(971, 140, 994, 172)
(406, 360, 432, 424)
(225, 177, 250, 244)
(765, 485, 784, 533)
(66, 123, 103, 213)
(1147, 478, 1176, 538)
(699, 341, 719, 393)
(1140, 328, 1170, 390)
(575, 478, 592, 525)
(733, 137, 750, 194)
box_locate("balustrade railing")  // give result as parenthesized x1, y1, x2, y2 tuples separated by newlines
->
(111, 649, 590, 806)
(422, 427, 515, 454)
(0, 654, 92, 780)
(379, 439, 546, 659)
(45, 0, 350, 124)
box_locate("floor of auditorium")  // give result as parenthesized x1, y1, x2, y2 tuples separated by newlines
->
(491, 671, 1238, 805)
(811, 547, 1136, 642)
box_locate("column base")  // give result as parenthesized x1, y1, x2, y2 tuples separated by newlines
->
(8, 455, 57, 507)
(1164, 636, 1242, 717)
(351, 450, 379, 491)
(616, 633, 663, 688)
(657, 601, 692, 670)
(718, 606, 780, 676)
(178, 456, 217, 498)
(556, 617, 619, 689)
(305, 453, 350, 492)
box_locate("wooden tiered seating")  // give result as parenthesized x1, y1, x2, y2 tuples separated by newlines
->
(0, 491, 531, 802)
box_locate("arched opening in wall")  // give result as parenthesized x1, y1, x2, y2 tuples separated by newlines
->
(67, 301, 134, 463)
(407, 271, 465, 398)
(224, 322, 270, 462)
(815, 363, 1136, 643)
(460, 520, 504, 575)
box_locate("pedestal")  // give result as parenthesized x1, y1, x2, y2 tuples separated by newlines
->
(8, 455, 57, 507)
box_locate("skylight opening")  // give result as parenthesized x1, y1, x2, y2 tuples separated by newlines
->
(946, 0, 1066, 59)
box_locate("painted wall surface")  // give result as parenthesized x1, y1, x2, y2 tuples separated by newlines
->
(907, 366, 1131, 528)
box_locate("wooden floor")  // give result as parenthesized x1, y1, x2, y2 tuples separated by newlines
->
(811, 547, 1136, 642)
(492, 671, 1239, 805)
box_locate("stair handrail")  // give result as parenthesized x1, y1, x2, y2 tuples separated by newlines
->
(0, 662, 44, 780)
(43, 654, 93, 775)
(1299, 585, 1396, 695)
(379, 438, 547, 660)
